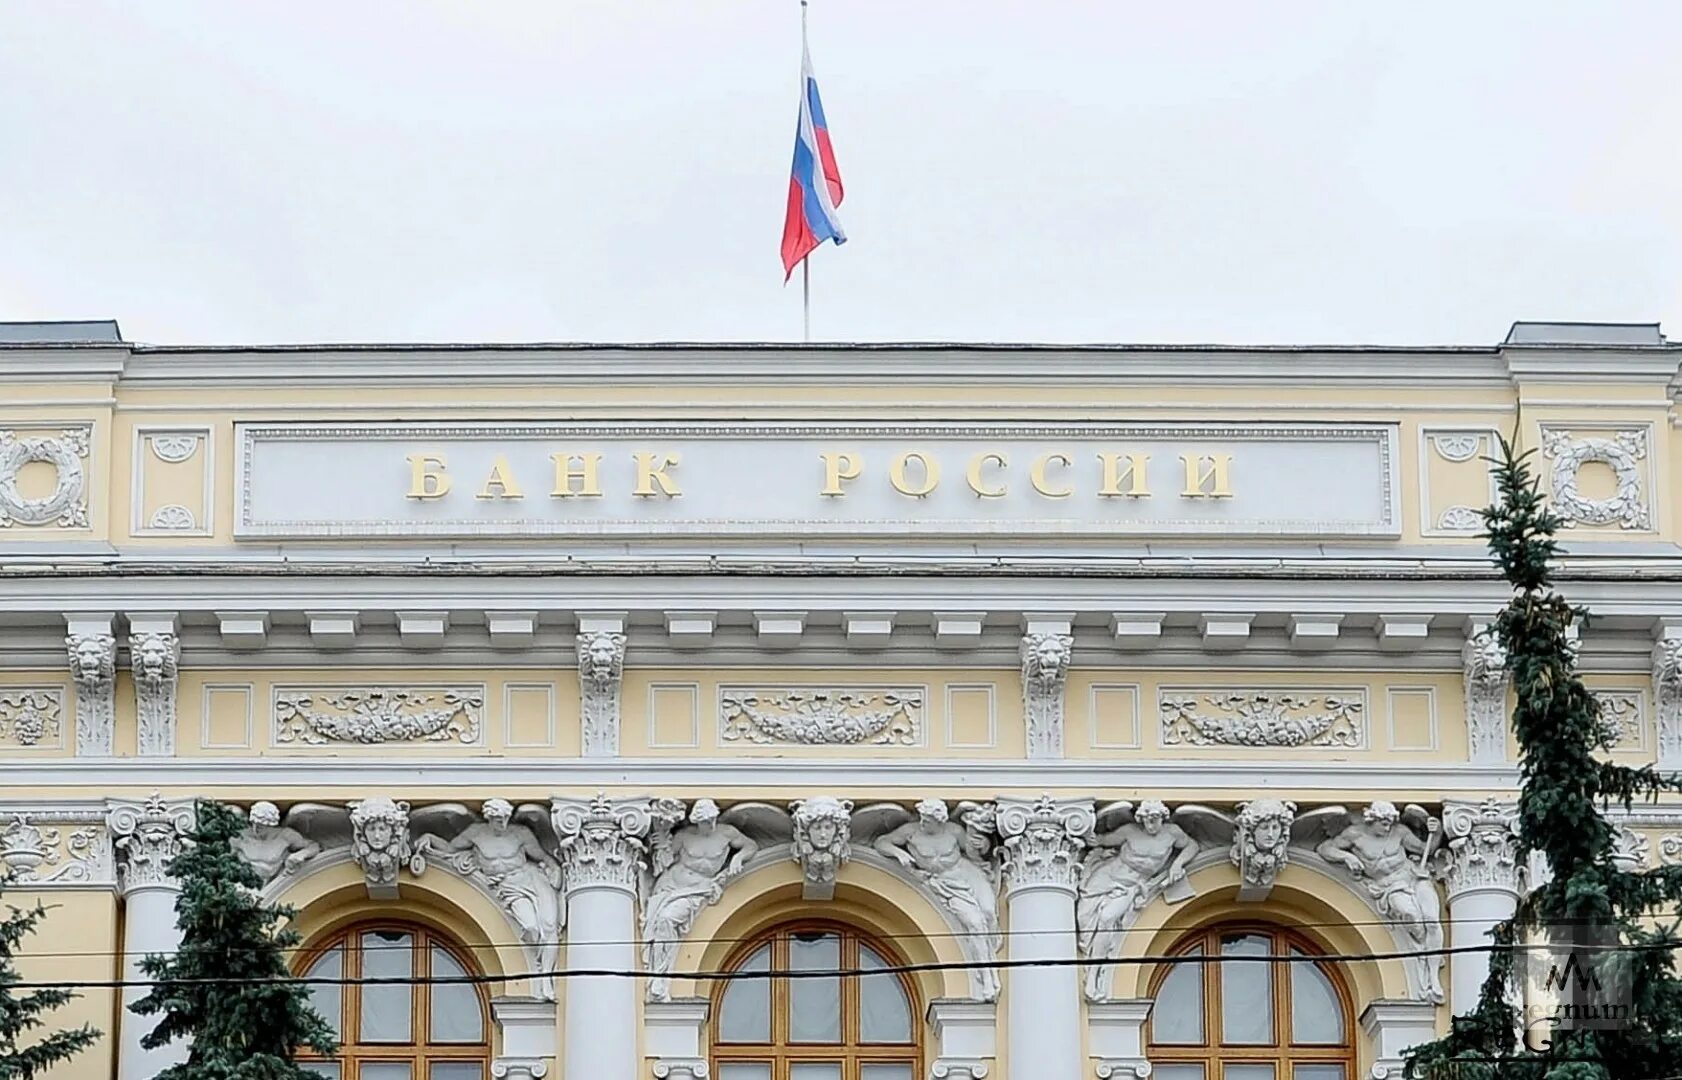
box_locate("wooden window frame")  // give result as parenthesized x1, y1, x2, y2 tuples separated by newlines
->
(296, 921, 492, 1080)
(1147, 923, 1356, 1080)
(711, 920, 922, 1080)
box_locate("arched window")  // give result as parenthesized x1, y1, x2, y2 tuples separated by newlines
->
(296, 922, 490, 1080)
(1147, 923, 1355, 1080)
(711, 922, 922, 1080)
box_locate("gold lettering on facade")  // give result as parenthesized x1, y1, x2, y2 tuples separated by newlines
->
(633, 451, 683, 498)
(476, 454, 525, 500)
(550, 453, 604, 498)
(1098, 452, 1151, 497)
(820, 452, 862, 497)
(1180, 453, 1233, 498)
(1029, 452, 1073, 498)
(889, 451, 940, 497)
(405, 454, 451, 500)
(966, 452, 1008, 498)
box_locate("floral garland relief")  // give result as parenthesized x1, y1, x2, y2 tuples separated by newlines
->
(274, 688, 484, 746)
(720, 689, 922, 746)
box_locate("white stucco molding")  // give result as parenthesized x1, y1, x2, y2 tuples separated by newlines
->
(928, 998, 996, 1080)
(0, 757, 1523, 794)
(0, 801, 117, 889)
(645, 998, 708, 1080)
(1089, 999, 1152, 1079)
(490, 997, 554, 1080)
(1361, 999, 1439, 1080)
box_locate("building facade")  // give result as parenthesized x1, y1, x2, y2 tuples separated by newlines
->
(3, 321, 1680, 1080)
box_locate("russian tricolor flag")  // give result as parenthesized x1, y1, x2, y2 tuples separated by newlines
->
(781, 40, 845, 280)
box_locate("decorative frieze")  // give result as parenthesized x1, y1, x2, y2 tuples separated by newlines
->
(66, 624, 116, 757)
(1591, 690, 1647, 750)
(0, 812, 114, 887)
(551, 793, 652, 894)
(0, 426, 91, 528)
(576, 630, 626, 757)
(0, 687, 63, 749)
(1542, 426, 1651, 530)
(273, 686, 484, 746)
(1441, 798, 1522, 899)
(1463, 628, 1510, 764)
(130, 625, 180, 757)
(1158, 690, 1365, 749)
(1021, 632, 1072, 759)
(106, 793, 195, 893)
(719, 687, 921, 746)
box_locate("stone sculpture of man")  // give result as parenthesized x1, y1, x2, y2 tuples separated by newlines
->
(873, 798, 1003, 1000)
(415, 798, 564, 1000)
(232, 801, 320, 885)
(644, 799, 758, 1001)
(1076, 800, 1198, 1001)
(1316, 800, 1444, 1002)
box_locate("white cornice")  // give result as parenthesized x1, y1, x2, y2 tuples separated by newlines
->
(0, 756, 1522, 795)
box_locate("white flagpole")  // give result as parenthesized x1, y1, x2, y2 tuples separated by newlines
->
(801, 0, 811, 343)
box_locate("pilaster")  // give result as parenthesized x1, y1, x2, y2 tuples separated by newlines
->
(1089, 999, 1153, 1079)
(645, 998, 709, 1080)
(491, 997, 556, 1080)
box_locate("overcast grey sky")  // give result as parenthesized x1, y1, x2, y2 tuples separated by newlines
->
(1, 2, 1678, 346)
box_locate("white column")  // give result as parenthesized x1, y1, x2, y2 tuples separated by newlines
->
(996, 795, 1093, 1080)
(552, 794, 651, 1080)
(1441, 798, 1523, 1013)
(106, 794, 195, 1080)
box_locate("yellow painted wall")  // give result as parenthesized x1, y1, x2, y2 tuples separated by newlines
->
(10, 889, 119, 1080)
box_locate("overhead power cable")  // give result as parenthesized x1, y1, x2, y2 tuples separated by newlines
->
(10, 938, 1678, 992)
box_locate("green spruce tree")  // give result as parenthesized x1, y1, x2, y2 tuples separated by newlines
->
(1406, 438, 1682, 1078)
(0, 890, 99, 1080)
(131, 800, 336, 1080)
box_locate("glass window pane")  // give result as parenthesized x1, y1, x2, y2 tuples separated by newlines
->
(1154, 1068, 1204, 1080)
(1151, 945, 1204, 1044)
(1290, 950, 1344, 1044)
(788, 932, 841, 1043)
(1224, 1067, 1275, 1080)
(302, 1064, 340, 1080)
(359, 930, 414, 1043)
(305, 945, 344, 1040)
(858, 945, 912, 1043)
(430, 1065, 482, 1080)
(719, 945, 771, 1042)
(860, 1066, 914, 1080)
(429, 946, 483, 1043)
(1220, 934, 1274, 1045)
(1294, 1067, 1345, 1080)
(717, 1066, 771, 1080)
(790, 1065, 842, 1080)
(360, 1065, 412, 1080)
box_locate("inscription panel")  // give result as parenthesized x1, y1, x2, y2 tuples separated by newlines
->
(237, 421, 1399, 539)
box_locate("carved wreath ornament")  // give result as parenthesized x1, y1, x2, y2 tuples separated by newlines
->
(0, 428, 90, 528)
(275, 689, 483, 745)
(720, 689, 921, 746)
(1544, 428, 1649, 530)
(1160, 692, 1364, 748)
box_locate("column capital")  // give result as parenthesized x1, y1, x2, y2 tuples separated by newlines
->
(489, 1060, 548, 1080)
(552, 793, 652, 894)
(650, 1060, 708, 1080)
(996, 795, 1092, 895)
(1441, 797, 1523, 900)
(106, 792, 194, 894)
